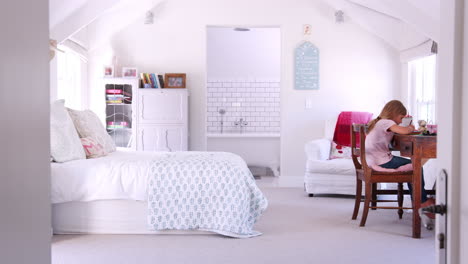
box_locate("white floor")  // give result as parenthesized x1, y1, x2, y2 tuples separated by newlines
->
(52, 177, 435, 264)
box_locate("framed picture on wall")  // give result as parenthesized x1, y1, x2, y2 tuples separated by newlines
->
(122, 67, 138, 78)
(164, 73, 186, 88)
(104, 65, 114, 77)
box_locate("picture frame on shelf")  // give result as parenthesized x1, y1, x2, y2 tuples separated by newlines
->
(104, 65, 114, 77)
(122, 67, 138, 78)
(164, 73, 186, 88)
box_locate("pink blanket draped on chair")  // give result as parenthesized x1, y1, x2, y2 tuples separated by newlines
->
(332, 111, 373, 147)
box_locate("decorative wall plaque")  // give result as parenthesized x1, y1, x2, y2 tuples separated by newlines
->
(294, 41, 319, 90)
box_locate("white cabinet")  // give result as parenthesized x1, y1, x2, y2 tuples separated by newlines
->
(137, 125, 186, 152)
(135, 89, 188, 151)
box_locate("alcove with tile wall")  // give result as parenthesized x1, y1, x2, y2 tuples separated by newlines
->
(206, 26, 281, 175)
(207, 78, 280, 135)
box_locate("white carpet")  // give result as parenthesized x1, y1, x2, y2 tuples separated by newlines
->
(52, 182, 435, 264)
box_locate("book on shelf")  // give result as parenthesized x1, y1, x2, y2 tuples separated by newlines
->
(107, 121, 129, 129)
(106, 94, 124, 99)
(140, 73, 148, 88)
(107, 125, 129, 129)
(145, 73, 152, 87)
(139, 72, 162, 88)
(108, 121, 128, 125)
(106, 89, 123, 94)
(106, 99, 123, 104)
(150, 73, 159, 88)
(157, 74, 165, 88)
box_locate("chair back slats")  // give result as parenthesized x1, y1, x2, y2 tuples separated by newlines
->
(350, 123, 366, 170)
(358, 126, 371, 174)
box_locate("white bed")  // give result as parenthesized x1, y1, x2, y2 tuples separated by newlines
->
(52, 200, 211, 235)
(51, 148, 156, 204)
(51, 149, 268, 237)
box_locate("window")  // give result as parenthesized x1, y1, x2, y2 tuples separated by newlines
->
(408, 55, 437, 124)
(57, 45, 86, 109)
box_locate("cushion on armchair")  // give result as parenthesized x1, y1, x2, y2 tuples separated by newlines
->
(329, 142, 352, 159)
(305, 138, 332, 161)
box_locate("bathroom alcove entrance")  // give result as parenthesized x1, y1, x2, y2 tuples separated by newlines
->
(206, 26, 281, 178)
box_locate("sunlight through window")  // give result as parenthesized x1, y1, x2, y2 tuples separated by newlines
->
(408, 55, 437, 124)
(57, 45, 84, 109)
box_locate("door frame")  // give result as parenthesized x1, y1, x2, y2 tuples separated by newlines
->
(438, 0, 466, 263)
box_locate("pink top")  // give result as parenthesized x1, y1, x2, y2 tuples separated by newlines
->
(365, 119, 396, 166)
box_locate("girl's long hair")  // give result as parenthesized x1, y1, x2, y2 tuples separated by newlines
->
(367, 100, 407, 132)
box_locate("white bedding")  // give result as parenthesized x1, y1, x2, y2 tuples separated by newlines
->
(51, 148, 159, 203)
(51, 149, 268, 237)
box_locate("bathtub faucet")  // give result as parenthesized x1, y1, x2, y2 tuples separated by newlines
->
(234, 118, 248, 133)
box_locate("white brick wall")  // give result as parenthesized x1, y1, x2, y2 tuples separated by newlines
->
(207, 78, 281, 134)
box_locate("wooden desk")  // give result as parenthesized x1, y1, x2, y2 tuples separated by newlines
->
(392, 134, 437, 238)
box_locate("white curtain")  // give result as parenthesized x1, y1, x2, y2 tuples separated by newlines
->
(407, 55, 437, 124)
(57, 43, 87, 110)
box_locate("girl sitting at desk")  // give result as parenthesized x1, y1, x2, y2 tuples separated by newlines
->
(365, 100, 435, 214)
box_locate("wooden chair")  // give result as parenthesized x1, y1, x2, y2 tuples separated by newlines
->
(350, 124, 413, 227)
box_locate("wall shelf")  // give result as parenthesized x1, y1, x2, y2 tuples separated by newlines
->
(105, 81, 136, 149)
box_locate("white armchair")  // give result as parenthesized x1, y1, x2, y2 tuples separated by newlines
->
(304, 137, 357, 196)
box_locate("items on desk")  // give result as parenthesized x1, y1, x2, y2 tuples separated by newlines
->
(417, 120, 427, 133)
(418, 120, 437, 135)
(402, 116, 413, 127)
(427, 124, 438, 134)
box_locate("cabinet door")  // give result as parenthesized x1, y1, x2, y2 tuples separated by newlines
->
(137, 125, 187, 152)
(138, 90, 187, 124)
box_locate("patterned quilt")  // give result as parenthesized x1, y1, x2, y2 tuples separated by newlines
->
(147, 151, 268, 238)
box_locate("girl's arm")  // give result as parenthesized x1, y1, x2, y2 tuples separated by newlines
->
(389, 124, 415, 134)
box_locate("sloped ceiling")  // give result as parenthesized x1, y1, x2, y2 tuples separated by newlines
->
(324, 0, 439, 50)
(49, 0, 439, 52)
(49, 0, 88, 29)
(49, 0, 164, 50)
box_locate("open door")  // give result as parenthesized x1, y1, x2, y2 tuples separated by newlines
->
(436, 1, 467, 263)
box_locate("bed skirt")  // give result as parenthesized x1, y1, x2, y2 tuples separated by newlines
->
(52, 200, 211, 235)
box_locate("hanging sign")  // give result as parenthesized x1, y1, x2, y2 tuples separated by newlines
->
(294, 41, 319, 90)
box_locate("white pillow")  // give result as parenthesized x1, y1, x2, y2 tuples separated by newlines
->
(67, 108, 116, 153)
(50, 100, 86, 162)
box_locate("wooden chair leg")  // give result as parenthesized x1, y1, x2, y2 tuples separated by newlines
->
(397, 183, 404, 219)
(360, 182, 372, 227)
(352, 179, 362, 220)
(371, 183, 377, 210)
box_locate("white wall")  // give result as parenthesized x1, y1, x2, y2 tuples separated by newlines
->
(0, 0, 50, 263)
(87, 0, 401, 182)
(207, 27, 280, 80)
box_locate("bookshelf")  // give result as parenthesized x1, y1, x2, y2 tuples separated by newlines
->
(104, 78, 138, 148)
